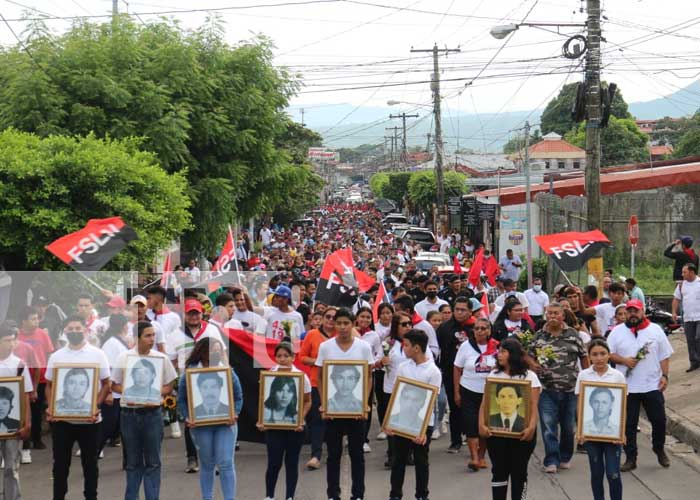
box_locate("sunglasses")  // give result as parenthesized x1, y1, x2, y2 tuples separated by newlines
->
(324, 315, 336, 320)
(474, 326, 490, 331)
(399, 321, 412, 327)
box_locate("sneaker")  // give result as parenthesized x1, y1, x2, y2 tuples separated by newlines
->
(185, 458, 199, 473)
(384, 458, 392, 468)
(447, 444, 461, 453)
(99, 450, 105, 459)
(20, 449, 32, 464)
(621, 460, 637, 472)
(655, 449, 670, 468)
(170, 421, 182, 439)
(33, 440, 47, 450)
(377, 431, 388, 440)
(235, 443, 240, 451)
(440, 421, 448, 434)
(431, 428, 440, 440)
(543, 464, 557, 473)
(264, 497, 275, 500)
(363, 442, 372, 453)
(576, 444, 587, 454)
(559, 461, 571, 470)
(306, 457, 321, 470)
(75, 449, 81, 457)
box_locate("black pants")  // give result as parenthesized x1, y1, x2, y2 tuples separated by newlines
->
(390, 427, 433, 499)
(364, 373, 376, 443)
(444, 376, 462, 448)
(487, 435, 536, 500)
(325, 418, 365, 500)
(185, 425, 197, 460)
(265, 429, 304, 499)
(98, 400, 121, 452)
(305, 387, 326, 460)
(459, 387, 483, 438)
(52, 421, 101, 500)
(625, 390, 666, 460)
(378, 391, 396, 460)
(32, 383, 47, 444)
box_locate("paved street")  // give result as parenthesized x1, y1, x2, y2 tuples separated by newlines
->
(20, 419, 700, 500)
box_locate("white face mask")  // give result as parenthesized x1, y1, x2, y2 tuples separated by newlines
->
(533, 285, 542, 292)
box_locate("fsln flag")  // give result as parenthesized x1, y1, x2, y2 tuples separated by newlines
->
(46, 217, 137, 271)
(212, 228, 236, 273)
(535, 230, 611, 272)
(468, 249, 484, 287)
(316, 248, 361, 308)
(372, 281, 390, 323)
(160, 252, 173, 287)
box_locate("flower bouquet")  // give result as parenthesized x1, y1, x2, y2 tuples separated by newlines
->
(626, 342, 651, 378)
(535, 346, 557, 366)
(516, 330, 535, 350)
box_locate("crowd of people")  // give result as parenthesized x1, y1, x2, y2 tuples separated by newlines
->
(0, 205, 691, 500)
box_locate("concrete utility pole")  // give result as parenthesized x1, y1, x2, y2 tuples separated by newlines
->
(386, 126, 400, 170)
(411, 44, 460, 234)
(523, 122, 533, 289)
(585, 0, 602, 230)
(113, 0, 119, 16)
(300, 108, 305, 127)
(390, 112, 419, 164)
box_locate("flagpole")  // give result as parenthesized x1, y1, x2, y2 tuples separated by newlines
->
(76, 271, 110, 293)
(229, 224, 242, 286)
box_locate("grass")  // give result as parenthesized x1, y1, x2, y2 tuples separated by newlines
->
(612, 262, 676, 296)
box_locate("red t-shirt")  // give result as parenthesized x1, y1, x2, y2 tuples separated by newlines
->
(18, 328, 54, 383)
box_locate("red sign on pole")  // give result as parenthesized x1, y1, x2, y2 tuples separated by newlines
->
(628, 215, 639, 246)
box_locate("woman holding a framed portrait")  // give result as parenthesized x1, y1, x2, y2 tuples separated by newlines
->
(575, 339, 627, 500)
(177, 337, 243, 500)
(256, 338, 311, 500)
(479, 338, 541, 500)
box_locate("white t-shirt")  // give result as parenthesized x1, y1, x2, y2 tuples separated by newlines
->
(314, 337, 374, 368)
(575, 365, 626, 394)
(232, 310, 267, 334)
(488, 368, 542, 389)
(454, 341, 497, 393)
(674, 277, 700, 321)
(593, 303, 619, 334)
(359, 331, 383, 364)
(413, 319, 440, 359)
(395, 358, 442, 426)
(260, 227, 272, 246)
(607, 322, 673, 393)
(128, 320, 165, 347)
(499, 255, 522, 282)
(45, 343, 111, 424)
(265, 309, 305, 340)
(270, 365, 311, 394)
(375, 322, 391, 341)
(415, 298, 448, 320)
(111, 348, 178, 407)
(169, 322, 225, 374)
(146, 308, 182, 357)
(523, 289, 549, 316)
(0, 353, 34, 392)
(494, 291, 530, 310)
(101, 336, 130, 398)
(383, 340, 434, 393)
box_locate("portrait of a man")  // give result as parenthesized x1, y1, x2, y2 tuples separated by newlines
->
(488, 383, 526, 433)
(194, 371, 230, 419)
(583, 386, 621, 438)
(0, 386, 20, 434)
(54, 367, 94, 416)
(327, 364, 364, 414)
(387, 382, 430, 437)
(123, 358, 162, 405)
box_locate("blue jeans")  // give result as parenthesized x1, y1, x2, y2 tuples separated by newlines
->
(121, 407, 164, 500)
(538, 389, 577, 467)
(433, 384, 447, 429)
(584, 441, 622, 500)
(191, 424, 237, 500)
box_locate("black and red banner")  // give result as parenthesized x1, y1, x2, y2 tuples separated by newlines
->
(45, 217, 138, 271)
(315, 248, 362, 308)
(535, 230, 611, 272)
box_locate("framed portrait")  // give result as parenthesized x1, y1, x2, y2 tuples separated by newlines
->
(186, 367, 235, 427)
(483, 377, 532, 438)
(257, 371, 304, 430)
(0, 377, 25, 439)
(383, 377, 438, 440)
(322, 360, 369, 418)
(51, 364, 99, 422)
(577, 381, 627, 443)
(121, 355, 164, 407)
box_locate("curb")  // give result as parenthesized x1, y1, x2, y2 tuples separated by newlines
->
(665, 405, 700, 452)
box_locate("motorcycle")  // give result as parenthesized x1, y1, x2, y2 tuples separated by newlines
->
(646, 297, 681, 336)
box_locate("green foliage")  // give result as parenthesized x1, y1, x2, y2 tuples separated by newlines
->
(502, 130, 541, 154)
(381, 172, 413, 205)
(565, 116, 648, 167)
(270, 164, 324, 225)
(0, 129, 190, 270)
(674, 128, 700, 158)
(541, 82, 631, 136)
(614, 263, 676, 296)
(338, 144, 382, 164)
(0, 16, 299, 256)
(369, 172, 389, 197)
(518, 257, 548, 291)
(407, 170, 468, 211)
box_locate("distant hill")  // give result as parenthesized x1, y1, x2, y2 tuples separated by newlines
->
(627, 80, 700, 119)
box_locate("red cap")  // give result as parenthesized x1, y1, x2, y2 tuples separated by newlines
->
(106, 296, 127, 308)
(184, 299, 203, 313)
(625, 299, 644, 310)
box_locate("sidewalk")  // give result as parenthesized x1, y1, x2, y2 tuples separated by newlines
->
(661, 331, 700, 453)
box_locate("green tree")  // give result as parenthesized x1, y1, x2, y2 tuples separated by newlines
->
(674, 128, 700, 158)
(0, 129, 190, 270)
(407, 170, 468, 212)
(0, 16, 298, 256)
(565, 116, 648, 167)
(502, 130, 541, 154)
(540, 82, 632, 136)
(270, 164, 324, 225)
(381, 172, 413, 205)
(338, 144, 382, 164)
(369, 172, 389, 197)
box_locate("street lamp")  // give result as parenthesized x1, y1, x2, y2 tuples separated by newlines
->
(490, 24, 519, 39)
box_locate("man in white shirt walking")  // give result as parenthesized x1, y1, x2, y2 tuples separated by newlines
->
(523, 277, 548, 324)
(672, 263, 700, 372)
(415, 281, 448, 320)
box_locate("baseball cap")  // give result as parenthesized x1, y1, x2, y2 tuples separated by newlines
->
(184, 299, 203, 313)
(625, 299, 644, 311)
(469, 297, 483, 312)
(130, 295, 148, 306)
(273, 285, 292, 300)
(680, 235, 694, 246)
(106, 296, 127, 308)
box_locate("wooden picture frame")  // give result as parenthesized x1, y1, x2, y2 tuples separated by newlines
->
(50, 364, 99, 422)
(382, 376, 438, 440)
(0, 377, 25, 439)
(577, 381, 627, 443)
(121, 355, 164, 407)
(322, 360, 369, 419)
(186, 367, 235, 427)
(483, 377, 532, 438)
(257, 371, 304, 430)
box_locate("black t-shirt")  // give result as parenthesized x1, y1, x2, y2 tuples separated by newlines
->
(436, 317, 474, 376)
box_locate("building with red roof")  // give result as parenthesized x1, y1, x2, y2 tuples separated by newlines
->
(508, 132, 586, 171)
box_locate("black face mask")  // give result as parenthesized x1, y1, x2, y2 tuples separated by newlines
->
(66, 332, 84, 345)
(426, 291, 438, 299)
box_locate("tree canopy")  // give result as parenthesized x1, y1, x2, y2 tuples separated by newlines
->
(502, 129, 541, 154)
(0, 129, 190, 270)
(407, 170, 468, 211)
(565, 116, 648, 167)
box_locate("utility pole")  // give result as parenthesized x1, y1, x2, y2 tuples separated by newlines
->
(389, 112, 419, 165)
(113, 0, 119, 17)
(386, 126, 401, 170)
(585, 0, 602, 230)
(425, 132, 432, 152)
(523, 122, 533, 289)
(300, 108, 305, 127)
(411, 44, 460, 234)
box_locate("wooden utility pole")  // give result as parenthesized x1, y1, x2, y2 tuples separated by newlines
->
(386, 126, 401, 170)
(411, 44, 460, 234)
(585, 0, 602, 230)
(390, 112, 419, 164)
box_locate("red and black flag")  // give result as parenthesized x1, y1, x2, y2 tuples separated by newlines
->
(315, 248, 362, 308)
(535, 230, 611, 272)
(46, 217, 138, 271)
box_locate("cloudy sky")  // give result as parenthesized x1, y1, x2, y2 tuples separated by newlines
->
(1, 0, 698, 125)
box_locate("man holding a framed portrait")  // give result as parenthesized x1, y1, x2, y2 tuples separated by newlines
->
(0, 322, 33, 500)
(315, 308, 374, 500)
(45, 315, 111, 500)
(111, 320, 178, 500)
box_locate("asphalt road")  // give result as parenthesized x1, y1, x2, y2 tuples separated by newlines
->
(18, 417, 700, 500)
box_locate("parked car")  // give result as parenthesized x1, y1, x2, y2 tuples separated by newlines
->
(414, 252, 451, 271)
(401, 228, 437, 251)
(382, 213, 408, 225)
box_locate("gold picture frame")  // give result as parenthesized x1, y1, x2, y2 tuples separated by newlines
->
(257, 371, 304, 430)
(186, 366, 235, 427)
(321, 360, 369, 419)
(577, 381, 627, 444)
(483, 377, 532, 438)
(50, 364, 100, 422)
(0, 377, 25, 439)
(382, 376, 438, 440)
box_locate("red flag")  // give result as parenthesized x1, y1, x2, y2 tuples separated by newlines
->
(484, 255, 500, 286)
(372, 281, 389, 323)
(212, 228, 236, 272)
(160, 252, 172, 287)
(354, 269, 375, 293)
(453, 255, 462, 274)
(468, 249, 484, 287)
(480, 291, 489, 319)
(316, 248, 360, 307)
(535, 230, 611, 272)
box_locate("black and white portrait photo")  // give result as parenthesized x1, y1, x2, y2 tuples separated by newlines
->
(0, 378, 23, 437)
(51, 365, 98, 420)
(384, 377, 437, 440)
(322, 361, 368, 418)
(186, 367, 234, 426)
(122, 356, 164, 406)
(577, 382, 626, 442)
(484, 378, 531, 438)
(258, 371, 304, 429)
